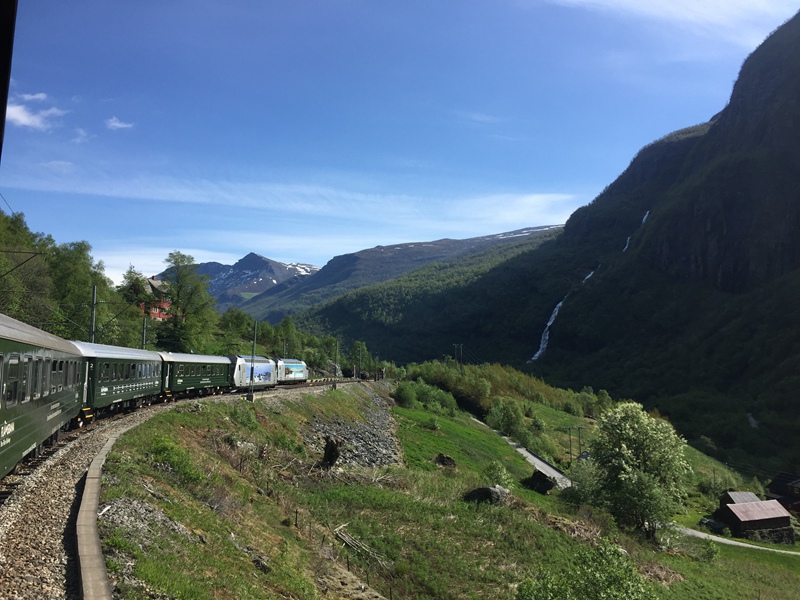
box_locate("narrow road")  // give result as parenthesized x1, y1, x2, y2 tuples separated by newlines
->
(676, 526, 800, 555)
(470, 417, 571, 489)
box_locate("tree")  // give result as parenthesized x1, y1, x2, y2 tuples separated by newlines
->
(589, 402, 690, 539)
(157, 251, 218, 352)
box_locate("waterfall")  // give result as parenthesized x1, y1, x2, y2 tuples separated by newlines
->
(622, 236, 631, 252)
(530, 300, 563, 362)
(530, 268, 596, 362)
(642, 210, 650, 224)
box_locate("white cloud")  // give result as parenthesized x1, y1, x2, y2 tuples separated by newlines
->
(21, 92, 47, 101)
(105, 116, 134, 130)
(6, 103, 67, 130)
(543, 0, 799, 47)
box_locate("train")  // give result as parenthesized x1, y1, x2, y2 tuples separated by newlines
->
(0, 312, 308, 479)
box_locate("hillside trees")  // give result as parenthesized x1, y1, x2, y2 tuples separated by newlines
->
(157, 251, 219, 352)
(588, 402, 690, 539)
(0, 212, 54, 324)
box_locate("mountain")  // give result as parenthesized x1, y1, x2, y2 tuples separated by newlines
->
(299, 10, 800, 471)
(190, 253, 319, 312)
(240, 227, 561, 323)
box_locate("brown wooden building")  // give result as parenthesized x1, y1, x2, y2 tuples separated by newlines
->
(718, 499, 791, 537)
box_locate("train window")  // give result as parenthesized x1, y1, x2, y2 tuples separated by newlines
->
(20, 357, 32, 403)
(65, 361, 72, 389)
(57, 360, 64, 391)
(101, 362, 109, 382)
(177, 364, 184, 377)
(129, 363, 136, 380)
(50, 361, 58, 394)
(44, 359, 51, 396)
(5, 355, 19, 406)
(33, 359, 42, 400)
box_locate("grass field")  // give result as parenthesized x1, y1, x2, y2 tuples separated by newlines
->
(98, 383, 800, 599)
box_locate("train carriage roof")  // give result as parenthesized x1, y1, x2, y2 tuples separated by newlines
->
(230, 355, 274, 363)
(0, 312, 80, 355)
(157, 352, 231, 365)
(71, 341, 162, 361)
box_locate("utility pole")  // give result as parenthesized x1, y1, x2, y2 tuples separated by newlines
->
(141, 315, 147, 349)
(89, 285, 97, 343)
(453, 344, 463, 370)
(247, 320, 257, 402)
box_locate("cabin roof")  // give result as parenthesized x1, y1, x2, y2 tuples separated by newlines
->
(725, 500, 791, 522)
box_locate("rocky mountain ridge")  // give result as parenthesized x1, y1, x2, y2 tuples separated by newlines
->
(200, 227, 561, 321)
(189, 253, 319, 312)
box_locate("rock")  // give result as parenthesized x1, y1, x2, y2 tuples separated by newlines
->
(522, 470, 557, 494)
(433, 453, 456, 468)
(322, 435, 343, 468)
(463, 485, 510, 505)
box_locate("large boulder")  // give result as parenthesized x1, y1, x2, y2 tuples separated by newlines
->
(463, 485, 510, 505)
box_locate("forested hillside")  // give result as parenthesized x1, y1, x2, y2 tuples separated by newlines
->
(297, 11, 800, 472)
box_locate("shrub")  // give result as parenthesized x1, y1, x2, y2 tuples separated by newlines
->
(393, 381, 417, 407)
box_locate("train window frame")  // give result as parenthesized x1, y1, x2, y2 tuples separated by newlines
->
(32, 358, 43, 400)
(20, 356, 32, 404)
(177, 364, 184, 378)
(44, 358, 51, 397)
(50, 360, 58, 394)
(5, 355, 19, 407)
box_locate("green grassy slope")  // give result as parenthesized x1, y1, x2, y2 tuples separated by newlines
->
(98, 382, 800, 600)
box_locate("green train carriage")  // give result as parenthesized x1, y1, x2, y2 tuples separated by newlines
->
(157, 352, 231, 400)
(71, 342, 163, 412)
(0, 313, 86, 479)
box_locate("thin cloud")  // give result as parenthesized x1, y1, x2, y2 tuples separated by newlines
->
(40, 160, 75, 174)
(72, 128, 92, 144)
(457, 110, 503, 124)
(543, 0, 799, 47)
(6, 103, 67, 130)
(105, 116, 134, 130)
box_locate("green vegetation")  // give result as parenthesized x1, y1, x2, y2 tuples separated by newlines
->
(99, 378, 800, 599)
(583, 402, 690, 540)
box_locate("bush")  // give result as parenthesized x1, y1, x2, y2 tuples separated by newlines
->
(484, 460, 514, 488)
(149, 436, 203, 484)
(393, 381, 417, 407)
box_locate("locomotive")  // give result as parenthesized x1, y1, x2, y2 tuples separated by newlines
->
(0, 312, 308, 479)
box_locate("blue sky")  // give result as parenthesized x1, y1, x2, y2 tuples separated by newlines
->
(2, 1, 798, 284)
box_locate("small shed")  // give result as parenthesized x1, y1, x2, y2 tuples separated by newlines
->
(719, 490, 760, 511)
(718, 500, 791, 537)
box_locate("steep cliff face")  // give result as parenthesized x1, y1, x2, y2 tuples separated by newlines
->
(640, 11, 800, 292)
(558, 11, 800, 294)
(525, 10, 800, 469)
